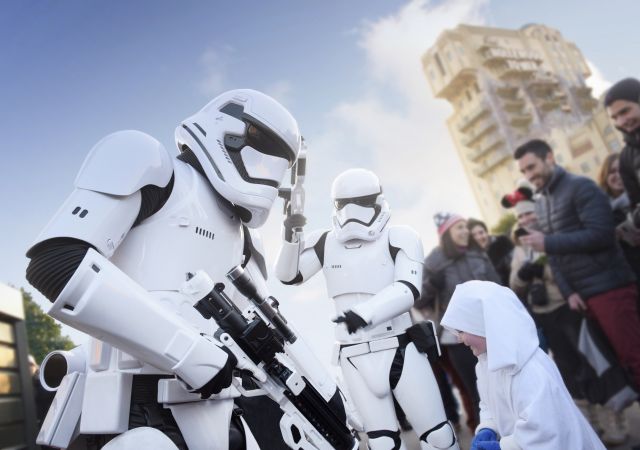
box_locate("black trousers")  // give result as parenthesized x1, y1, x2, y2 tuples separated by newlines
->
(532, 304, 585, 398)
(445, 343, 481, 427)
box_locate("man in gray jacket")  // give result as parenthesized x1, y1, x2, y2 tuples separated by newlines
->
(514, 138, 640, 391)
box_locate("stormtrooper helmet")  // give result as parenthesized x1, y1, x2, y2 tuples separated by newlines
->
(175, 89, 301, 228)
(331, 168, 390, 242)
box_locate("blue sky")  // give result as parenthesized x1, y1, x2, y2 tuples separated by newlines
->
(2, 0, 639, 357)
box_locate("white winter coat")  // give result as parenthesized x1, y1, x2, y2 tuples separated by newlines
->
(441, 281, 604, 450)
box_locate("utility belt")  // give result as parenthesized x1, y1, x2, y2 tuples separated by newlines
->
(334, 321, 441, 363)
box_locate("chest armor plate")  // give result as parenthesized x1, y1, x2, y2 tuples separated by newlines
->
(110, 161, 245, 293)
(323, 228, 395, 298)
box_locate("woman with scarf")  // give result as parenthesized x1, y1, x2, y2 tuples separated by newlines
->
(416, 212, 501, 432)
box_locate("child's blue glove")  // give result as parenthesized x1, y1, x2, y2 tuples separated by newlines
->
(471, 428, 498, 450)
(477, 442, 501, 450)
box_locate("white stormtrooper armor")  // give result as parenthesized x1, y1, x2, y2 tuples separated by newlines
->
(275, 169, 459, 450)
(26, 89, 314, 449)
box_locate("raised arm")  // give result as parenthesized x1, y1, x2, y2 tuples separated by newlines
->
(275, 228, 328, 285)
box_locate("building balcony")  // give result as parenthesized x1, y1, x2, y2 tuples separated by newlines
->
(480, 47, 542, 66)
(457, 101, 490, 132)
(536, 96, 564, 111)
(572, 85, 597, 110)
(481, 47, 511, 65)
(473, 148, 511, 176)
(528, 72, 559, 90)
(509, 110, 533, 127)
(462, 117, 497, 147)
(433, 67, 477, 99)
(573, 85, 593, 97)
(468, 133, 504, 162)
(496, 85, 520, 98)
(495, 60, 538, 80)
(502, 96, 526, 112)
(578, 96, 598, 111)
(554, 90, 567, 100)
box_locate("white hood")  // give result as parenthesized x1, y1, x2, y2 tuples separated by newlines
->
(441, 280, 539, 373)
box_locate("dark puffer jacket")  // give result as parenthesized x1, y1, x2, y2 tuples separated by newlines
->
(619, 130, 640, 224)
(536, 166, 634, 299)
(417, 246, 501, 325)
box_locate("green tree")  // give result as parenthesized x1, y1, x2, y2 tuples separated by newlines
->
(22, 289, 75, 363)
(491, 213, 517, 237)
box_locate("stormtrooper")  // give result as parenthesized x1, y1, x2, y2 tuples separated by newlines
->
(275, 168, 459, 450)
(25, 89, 345, 449)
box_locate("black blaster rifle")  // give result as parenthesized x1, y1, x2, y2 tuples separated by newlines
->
(190, 266, 357, 450)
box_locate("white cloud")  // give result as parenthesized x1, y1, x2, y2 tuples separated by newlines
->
(263, 80, 294, 108)
(585, 59, 612, 99)
(197, 46, 234, 96)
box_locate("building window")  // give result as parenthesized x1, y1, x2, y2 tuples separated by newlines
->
(608, 140, 622, 152)
(569, 138, 594, 158)
(434, 52, 446, 76)
(580, 162, 591, 173)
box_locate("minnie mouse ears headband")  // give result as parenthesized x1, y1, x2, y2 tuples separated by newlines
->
(501, 187, 534, 209)
(501, 186, 536, 216)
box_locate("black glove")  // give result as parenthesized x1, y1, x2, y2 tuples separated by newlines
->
(428, 270, 446, 290)
(194, 346, 238, 399)
(517, 262, 544, 282)
(333, 310, 368, 334)
(283, 213, 307, 242)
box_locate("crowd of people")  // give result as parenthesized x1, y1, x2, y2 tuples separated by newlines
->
(413, 77, 640, 448)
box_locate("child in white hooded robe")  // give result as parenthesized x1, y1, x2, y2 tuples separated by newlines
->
(441, 280, 604, 450)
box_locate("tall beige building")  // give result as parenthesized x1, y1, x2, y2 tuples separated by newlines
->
(422, 24, 624, 226)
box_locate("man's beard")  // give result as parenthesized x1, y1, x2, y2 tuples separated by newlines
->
(617, 123, 640, 147)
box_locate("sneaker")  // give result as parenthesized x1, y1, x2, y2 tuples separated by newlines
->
(599, 407, 627, 446)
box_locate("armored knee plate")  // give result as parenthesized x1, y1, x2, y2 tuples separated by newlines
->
(367, 429, 401, 450)
(420, 421, 457, 449)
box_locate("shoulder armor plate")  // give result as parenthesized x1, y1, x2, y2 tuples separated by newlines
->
(388, 225, 424, 263)
(75, 130, 174, 196)
(303, 229, 331, 251)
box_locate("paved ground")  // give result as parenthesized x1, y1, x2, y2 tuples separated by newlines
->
(361, 402, 640, 449)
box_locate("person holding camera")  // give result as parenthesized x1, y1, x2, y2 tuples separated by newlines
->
(504, 185, 635, 445)
(514, 140, 640, 445)
(505, 186, 592, 401)
(514, 139, 640, 385)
